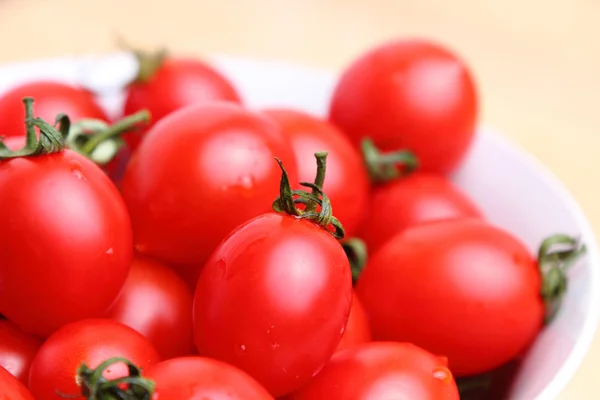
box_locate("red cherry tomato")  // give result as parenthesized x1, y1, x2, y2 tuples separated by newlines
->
(329, 38, 478, 175)
(335, 291, 371, 352)
(145, 356, 273, 400)
(0, 320, 42, 384)
(193, 213, 352, 397)
(106, 255, 194, 359)
(262, 109, 369, 237)
(121, 102, 297, 285)
(360, 173, 482, 253)
(123, 57, 241, 151)
(28, 319, 160, 400)
(355, 219, 544, 376)
(0, 81, 107, 138)
(288, 342, 459, 400)
(0, 148, 132, 338)
(0, 366, 35, 400)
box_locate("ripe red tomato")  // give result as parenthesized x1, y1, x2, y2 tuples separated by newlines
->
(28, 319, 160, 400)
(145, 356, 273, 400)
(0, 81, 107, 138)
(288, 342, 459, 400)
(0, 320, 42, 384)
(329, 38, 478, 175)
(360, 173, 482, 253)
(0, 141, 132, 337)
(262, 109, 369, 237)
(335, 291, 371, 352)
(355, 219, 544, 376)
(123, 57, 241, 150)
(121, 102, 297, 285)
(0, 366, 35, 400)
(194, 212, 352, 397)
(106, 255, 194, 359)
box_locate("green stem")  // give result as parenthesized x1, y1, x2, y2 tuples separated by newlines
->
(80, 110, 150, 155)
(362, 138, 419, 183)
(305, 152, 327, 213)
(24, 97, 37, 148)
(342, 238, 368, 284)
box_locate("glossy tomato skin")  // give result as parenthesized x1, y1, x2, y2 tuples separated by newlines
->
(0, 366, 35, 400)
(329, 39, 478, 175)
(360, 173, 482, 253)
(106, 255, 194, 359)
(193, 213, 352, 397)
(0, 81, 107, 138)
(28, 319, 160, 400)
(123, 58, 242, 151)
(335, 291, 371, 352)
(121, 102, 297, 285)
(145, 356, 273, 400)
(0, 320, 42, 384)
(0, 150, 133, 338)
(288, 342, 459, 400)
(262, 109, 369, 237)
(355, 219, 544, 376)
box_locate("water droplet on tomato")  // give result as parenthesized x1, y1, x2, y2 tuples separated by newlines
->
(71, 169, 86, 180)
(106, 248, 114, 255)
(216, 258, 227, 278)
(269, 341, 280, 349)
(432, 366, 453, 384)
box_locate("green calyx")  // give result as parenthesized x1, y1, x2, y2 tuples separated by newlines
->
(539, 234, 587, 324)
(341, 238, 368, 284)
(362, 138, 419, 183)
(0, 97, 68, 160)
(272, 152, 345, 239)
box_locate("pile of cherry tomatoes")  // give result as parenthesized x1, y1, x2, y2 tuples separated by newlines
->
(0, 37, 586, 400)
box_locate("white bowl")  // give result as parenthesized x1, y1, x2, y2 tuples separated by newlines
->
(0, 53, 597, 400)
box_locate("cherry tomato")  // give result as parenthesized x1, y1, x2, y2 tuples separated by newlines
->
(106, 255, 194, 359)
(121, 102, 297, 285)
(145, 356, 273, 400)
(288, 342, 459, 400)
(123, 57, 242, 151)
(194, 212, 352, 397)
(0, 148, 133, 338)
(360, 173, 482, 253)
(355, 219, 544, 376)
(28, 319, 160, 400)
(262, 109, 369, 237)
(0, 320, 42, 384)
(0, 366, 35, 400)
(335, 291, 371, 352)
(329, 38, 478, 175)
(0, 81, 107, 138)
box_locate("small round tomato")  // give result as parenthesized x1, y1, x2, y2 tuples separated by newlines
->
(329, 38, 478, 175)
(336, 291, 371, 352)
(145, 356, 273, 400)
(360, 173, 482, 253)
(0, 320, 42, 384)
(356, 219, 550, 376)
(288, 342, 459, 400)
(121, 102, 297, 285)
(123, 55, 241, 150)
(0, 81, 107, 138)
(262, 109, 369, 237)
(0, 366, 35, 400)
(106, 255, 194, 359)
(28, 319, 160, 400)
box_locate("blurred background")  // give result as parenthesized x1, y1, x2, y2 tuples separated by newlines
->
(0, 0, 598, 397)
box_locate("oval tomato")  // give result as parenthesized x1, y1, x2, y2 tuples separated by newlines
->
(335, 291, 371, 352)
(262, 109, 369, 237)
(121, 102, 297, 285)
(145, 356, 273, 400)
(0, 366, 35, 400)
(28, 319, 160, 400)
(0, 320, 42, 384)
(329, 38, 478, 175)
(123, 56, 241, 151)
(106, 255, 194, 359)
(355, 219, 546, 376)
(360, 173, 482, 253)
(0, 81, 107, 138)
(288, 342, 459, 400)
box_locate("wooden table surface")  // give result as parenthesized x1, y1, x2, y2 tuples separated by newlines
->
(0, 0, 598, 397)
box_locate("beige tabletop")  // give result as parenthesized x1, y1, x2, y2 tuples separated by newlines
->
(0, 0, 598, 398)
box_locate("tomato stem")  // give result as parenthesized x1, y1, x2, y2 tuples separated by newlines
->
(272, 152, 345, 239)
(362, 138, 419, 183)
(538, 234, 586, 324)
(118, 38, 168, 84)
(342, 238, 368, 284)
